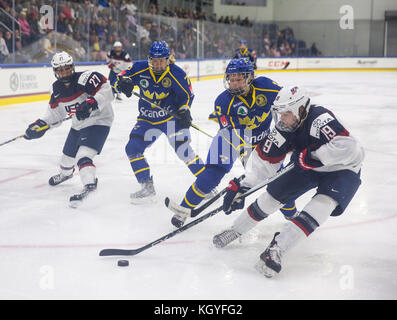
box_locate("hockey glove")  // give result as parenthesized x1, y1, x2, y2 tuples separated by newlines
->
(24, 119, 49, 140)
(75, 97, 98, 121)
(176, 108, 192, 129)
(295, 147, 324, 171)
(223, 178, 249, 215)
(116, 76, 133, 97)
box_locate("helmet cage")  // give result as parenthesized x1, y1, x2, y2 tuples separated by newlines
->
(51, 52, 75, 84)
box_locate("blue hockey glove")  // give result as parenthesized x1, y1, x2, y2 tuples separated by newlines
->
(75, 97, 98, 121)
(24, 119, 49, 140)
(176, 108, 192, 129)
(295, 147, 323, 171)
(223, 178, 249, 214)
(116, 76, 133, 97)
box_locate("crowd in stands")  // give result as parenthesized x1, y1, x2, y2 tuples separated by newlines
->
(0, 0, 322, 64)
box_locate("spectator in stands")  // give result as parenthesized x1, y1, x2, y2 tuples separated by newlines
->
(4, 30, 13, 54)
(263, 32, 271, 56)
(18, 10, 31, 46)
(311, 42, 322, 56)
(0, 30, 10, 63)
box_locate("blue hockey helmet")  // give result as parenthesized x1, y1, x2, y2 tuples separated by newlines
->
(148, 41, 171, 75)
(224, 58, 255, 95)
(149, 41, 170, 59)
(240, 40, 247, 45)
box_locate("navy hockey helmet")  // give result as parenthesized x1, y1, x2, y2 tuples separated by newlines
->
(224, 58, 255, 95)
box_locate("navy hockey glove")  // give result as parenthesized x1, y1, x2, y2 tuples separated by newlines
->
(295, 147, 324, 171)
(223, 178, 249, 215)
(117, 76, 133, 97)
(176, 108, 192, 129)
(24, 119, 49, 140)
(75, 97, 98, 121)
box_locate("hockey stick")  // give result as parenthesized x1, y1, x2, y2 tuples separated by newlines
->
(191, 164, 293, 218)
(173, 173, 245, 218)
(98, 164, 293, 257)
(0, 116, 73, 147)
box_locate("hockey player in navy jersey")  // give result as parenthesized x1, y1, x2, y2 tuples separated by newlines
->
(166, 58, 297, 227)
(214, 85, 365, 277)
(233, 40, 257, 70)
(24, 51, 114, 207)
(106, 41, 132, 100)
(111, 41, 205, 203)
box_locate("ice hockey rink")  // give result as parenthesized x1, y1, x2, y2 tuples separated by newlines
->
(0, 70, 397, 300)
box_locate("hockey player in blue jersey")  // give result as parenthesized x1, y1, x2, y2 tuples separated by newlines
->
(111, 41, 205, 203)
(106, 41, 132, 100)
(233, 40, 257, 70)
(166, 58, 297, 227)
(213, 85, 365, 277)
(23, 51, 114, 207)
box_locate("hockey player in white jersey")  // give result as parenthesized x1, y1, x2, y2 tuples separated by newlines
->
(213, 85, 364, 277)
(24, 51, 114, 207)
(106, 41, 132, 101)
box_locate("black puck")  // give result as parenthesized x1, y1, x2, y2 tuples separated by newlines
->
(117, 259, 129, 267)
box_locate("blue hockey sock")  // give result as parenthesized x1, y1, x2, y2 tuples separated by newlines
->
(279, 201, 298, 218)
(185, 155, 206, 177)
(180, 165, 226, 209)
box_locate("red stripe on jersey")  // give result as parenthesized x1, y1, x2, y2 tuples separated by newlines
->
(338, 129, 350, 137)
(50, 90, 85, 109)
(255, 144, 286, 164)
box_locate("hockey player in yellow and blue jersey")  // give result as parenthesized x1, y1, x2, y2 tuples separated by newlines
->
(233, 40, 257, 70)
(166, 58, 297, 227)
(111, 41, 205, 203)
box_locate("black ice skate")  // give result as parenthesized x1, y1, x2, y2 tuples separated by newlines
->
(49, 168, 75, 186)
(69, 178, 98, 208)
(255, 232, 282, 278)
(213, 228, 241, 248)
(130, 176, 156, 204)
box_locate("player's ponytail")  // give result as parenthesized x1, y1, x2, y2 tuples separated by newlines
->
(169, 54, 176, 65)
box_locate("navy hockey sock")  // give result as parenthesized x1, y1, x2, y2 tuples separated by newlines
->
(128, 153, 150, 183)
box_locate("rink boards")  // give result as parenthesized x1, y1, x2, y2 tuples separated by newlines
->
(1, 56, 396, 106)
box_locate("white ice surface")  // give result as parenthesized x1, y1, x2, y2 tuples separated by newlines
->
(0, 71, 397, 300)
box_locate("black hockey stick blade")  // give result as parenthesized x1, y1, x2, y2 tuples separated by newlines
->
(99, 205, 224, 257)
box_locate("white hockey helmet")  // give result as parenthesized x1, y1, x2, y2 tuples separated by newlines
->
(271, 85, 311, 132)
(113, 41, 122, 48)
(51, 51, 75, 84)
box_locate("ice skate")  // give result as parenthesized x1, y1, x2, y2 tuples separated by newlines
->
(130, 176, 156, 204)
(69, 178, 98, 208)
(213, 228, 241, 248)
(49, 168, 75, 186)
(165, 198, 191, 228)
(255, 232, 282, 278)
